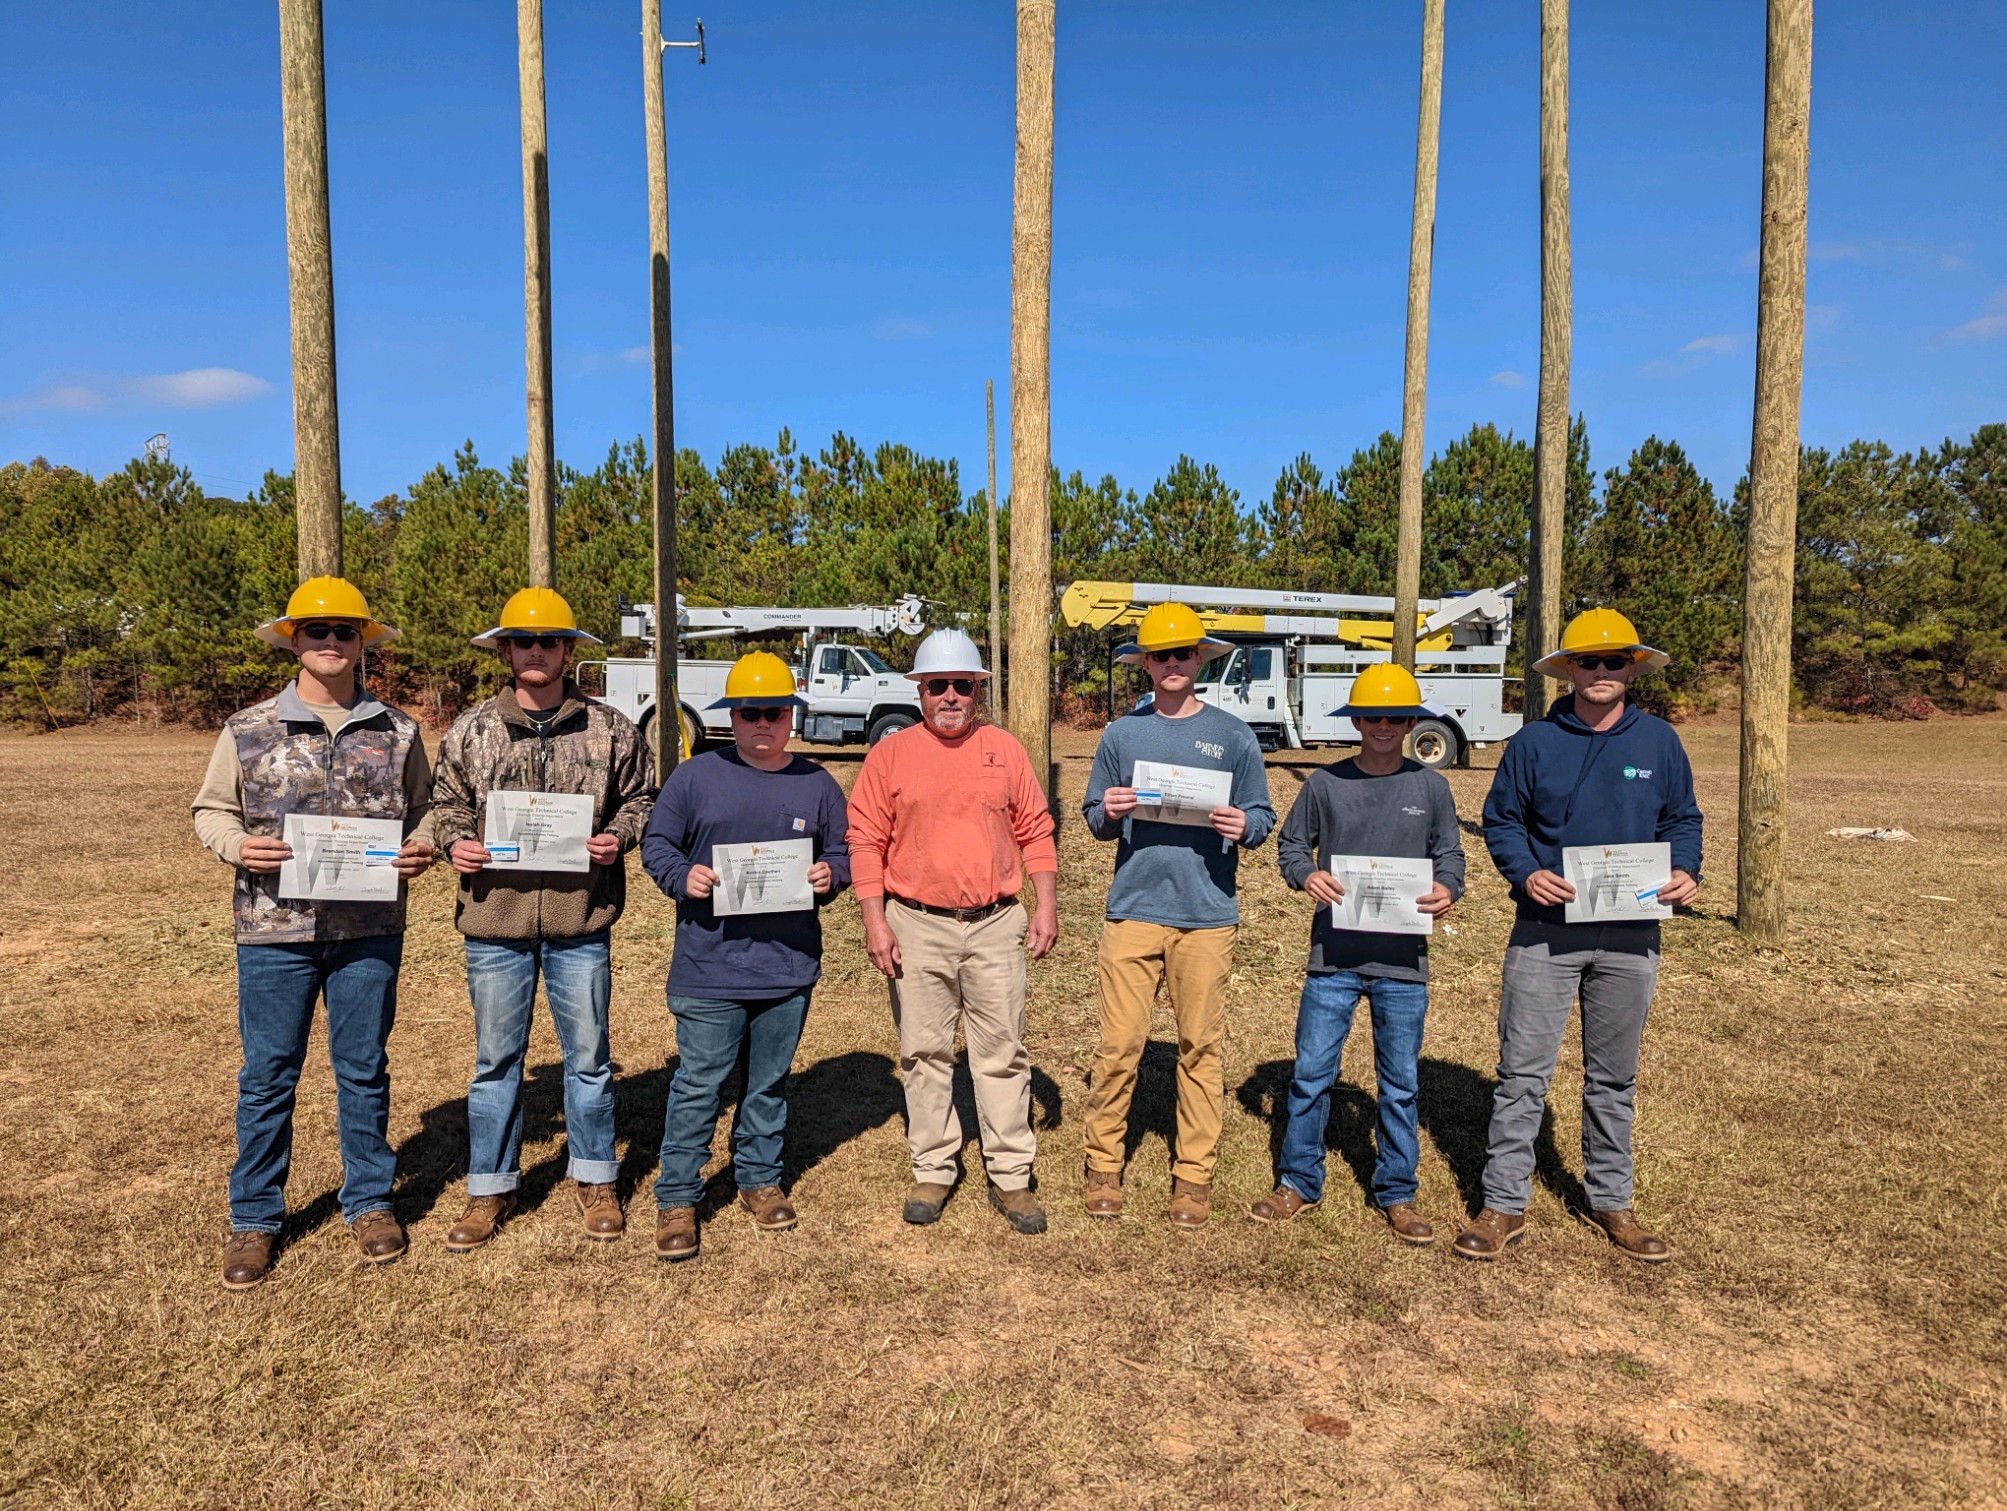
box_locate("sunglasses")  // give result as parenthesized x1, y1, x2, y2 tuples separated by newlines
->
(296, 622, 360, 644)
(1356, 714, 1416, 727)
(1146, 648, 1198, 665)
(734, 706, 792, 724)
(1571, 654, 1634, 672)
(922, 678, 978, 697)
(504, 635, 566, 651)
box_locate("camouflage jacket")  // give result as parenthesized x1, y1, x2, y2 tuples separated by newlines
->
(431, 681, 657, 940)
(222, 684, 428, 945)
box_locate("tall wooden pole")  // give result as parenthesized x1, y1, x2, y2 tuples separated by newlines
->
(1526, 0, 1571, 713)
(519, 0, 557, 589)
(1738, 0, 1812, 947)
(642, 0, 680, 772)
(277, 0, 342, 580)
(1009, 0, 1055, 786)
(1392, 0, 1444, 670)
(986, 377, 1003, 719)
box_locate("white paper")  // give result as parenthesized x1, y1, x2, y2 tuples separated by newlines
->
(484, 789, 594, 874)
(711, 838, 815, 916)
(1329, 854, 1435, 935)
(1562, 842, 1674, 922)
(278, 814, 403, 903)
(1130, 759, 1234, 827)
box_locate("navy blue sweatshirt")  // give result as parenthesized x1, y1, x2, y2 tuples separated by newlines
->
(641, 748, 851, 997)
(1481, 697, 1704, 926)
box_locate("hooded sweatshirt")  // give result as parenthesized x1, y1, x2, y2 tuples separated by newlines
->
(1481, 696, 1703, 926)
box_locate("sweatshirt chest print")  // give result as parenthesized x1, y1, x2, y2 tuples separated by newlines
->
(1401, 805, 1426, 817)
(1622, 766, 1654, 781)
(1194, 739, 1224, 761)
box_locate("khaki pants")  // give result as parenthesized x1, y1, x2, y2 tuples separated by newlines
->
(1084, 918, 1237, 1185)
(886, 900, 1035, 1190)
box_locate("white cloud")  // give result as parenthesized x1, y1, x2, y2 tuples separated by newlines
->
(127, 367, 271, 408)
(1639, 332, 1748, 379)
(621, 346, 651, 363)
(0, 382, 105, 414)
(1942, 288, 2007, 345)
(1487, 370, 1526, 389)
(871, 316, 934, 341)
(1680, 333, 1742, 355)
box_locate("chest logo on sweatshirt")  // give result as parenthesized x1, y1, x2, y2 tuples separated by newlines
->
(1402, 805, 1426, 816)
(1194, 740, 1224, 761)
(1622, 766, 1653, 781)
(791, 817, 806, 832)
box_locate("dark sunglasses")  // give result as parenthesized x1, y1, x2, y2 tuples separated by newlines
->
(1356, 714, 1416, 727)
(734, 706, 792, 723)
(296, 622, 360, 644)
(1571, 654, 1634, 672)
(1146, 648, 1198, 665)
(504, 635, 566, 651)
(923, 678, 978, 697)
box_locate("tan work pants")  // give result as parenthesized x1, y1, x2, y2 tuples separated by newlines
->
(886, 899, 1035, 1190)
(1084, 918, 1237, 1185)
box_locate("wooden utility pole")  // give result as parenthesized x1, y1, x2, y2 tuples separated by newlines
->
(1526, 0, 1571, 713)
(1009, 0, 1055, 785)
(277, 0, 342, 580)
(519, 0, 557, 588)
(1738, 0, 1812, 947)
(1392, 0, 1444, 670)
(986, 378, 1003, 718)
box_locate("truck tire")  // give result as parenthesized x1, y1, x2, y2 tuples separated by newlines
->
(867, 710, 918, 745)
(640, 705, 704, 763)
(1406, 718, 1458, 771)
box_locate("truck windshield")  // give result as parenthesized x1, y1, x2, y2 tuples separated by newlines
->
(853, 647, 892, 674)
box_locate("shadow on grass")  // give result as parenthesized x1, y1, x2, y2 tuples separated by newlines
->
(1234, 1059, 1379, 1201)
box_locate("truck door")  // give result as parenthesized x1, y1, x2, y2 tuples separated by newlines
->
(1209, 645, 1277, 724)
(807, 645, 873, 716)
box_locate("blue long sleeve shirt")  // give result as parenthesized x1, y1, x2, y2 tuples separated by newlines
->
(1481, 696, 1704, 926)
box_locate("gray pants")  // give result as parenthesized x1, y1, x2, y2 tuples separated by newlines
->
(1482, 920, 1660, 1214)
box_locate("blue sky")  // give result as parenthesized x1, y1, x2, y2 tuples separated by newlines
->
(3, 2, 2003, 510)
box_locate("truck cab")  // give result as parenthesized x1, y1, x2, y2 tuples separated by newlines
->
(797, 641, 922, 746)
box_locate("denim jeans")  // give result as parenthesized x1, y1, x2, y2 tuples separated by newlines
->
(1276, 969, 1430, 1207)
(464, 931, 617, 1196)
(230, 935, 403, 1233)
(654, 990, 811, 1209)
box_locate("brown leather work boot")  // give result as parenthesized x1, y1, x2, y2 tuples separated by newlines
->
(1168, 1178, 1212, 1229)
(654, 1205, 699, 1262)
(1082, 1167, 1124, 1220)
(739, 1186, 798, 1231)
(575, 1182, 625, 1241)
(902, 1182, 953, 1226)
(1380, 1202, 1436, 1246)
(1587, 1208, 1670, 1264)
(351, 1210, 408, 1265)
(221, 1231, 276, 1291)
(988, 1183, 1048, 1235)
(1452, 1207, 1526, 1261)
(1248, 1185, 1316, 1224)
(444, 1193, 518, 1253)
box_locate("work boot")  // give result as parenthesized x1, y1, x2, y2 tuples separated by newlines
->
(220, 1231, 276, 1291)
(1586, 1208, 1670, 1264)
(1248, 1185, 1316, 1225)
(654, 1206, 699, 1262)
(902, 1182, 953, 1226)
(444, 1194, 518, 1253)
(988, 1183, 1048, 1235)
(1082, 1167, 1124, 1220)
(1452, 1207, 1527, 1261)
(739, 1186, 798, 1231)
(1380, 1202, 1436, 1246)
(575, 1182, 625, 1241)
(351, 1210, 408, 1265)
(1168, 1178, 1212, 1229)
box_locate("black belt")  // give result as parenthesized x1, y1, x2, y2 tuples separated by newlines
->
(888, 893, 1019, 924)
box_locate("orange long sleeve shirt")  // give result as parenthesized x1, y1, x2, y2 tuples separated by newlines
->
(846, 721, 1058, 908)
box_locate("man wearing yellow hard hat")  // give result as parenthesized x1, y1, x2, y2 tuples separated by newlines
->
(1256, 664, 1465, 1244)
(429, 587, 656, 1253)
(192, 576, 437, 1289)
(1455, 607, 1703, 1265)
(640, 651, 850, 1261)
(1081, 602, 1275, 1227)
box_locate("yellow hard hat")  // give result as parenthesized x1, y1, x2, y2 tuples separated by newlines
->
(471, 587, 603, 650)
(1531, 607, 1670, 678)
(1114, 602, 1234, 665)
(1333, 663, 1432, 720)
(708, 650, 806, 710)
(254, 576, 399, 649)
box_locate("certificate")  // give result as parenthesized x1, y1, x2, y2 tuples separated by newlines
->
(711, 838, 814, 916)
(484, 789, 594, 873)
(1130, 760, 1234, 827)
(1329, 854, 1434, 935)
(278, 814, 403, 903)
(1562, 842, 1674, 922)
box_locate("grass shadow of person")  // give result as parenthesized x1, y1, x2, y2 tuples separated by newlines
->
(1234, 1058, 1379, 1200)
(1105, 1039, 1188, 1173)
(392, 1058, 610, 1224)
(1416, 1056, 1588, 1216)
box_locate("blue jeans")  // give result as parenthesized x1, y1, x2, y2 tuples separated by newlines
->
(654, 990, 811, 1208)
(1276, 970, 1430, 1207)
(464, 931, 617, 1196)
(231, 935, 403, 1233)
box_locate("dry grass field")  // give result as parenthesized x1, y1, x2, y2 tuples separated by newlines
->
(2, 715, 2004, 1509)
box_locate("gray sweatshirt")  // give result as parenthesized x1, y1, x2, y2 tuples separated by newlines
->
(1083, 704, 1275, 929)
(1276, 758, 1466, 982)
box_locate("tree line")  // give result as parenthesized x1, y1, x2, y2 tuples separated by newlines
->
(1, 419, 2000, 729)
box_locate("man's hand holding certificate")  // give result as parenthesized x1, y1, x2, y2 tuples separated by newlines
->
(1561, 842, 1675, 922)
(278, 814, 404, 903)
(710, 838, 815, 916)
(1327, 855, 1436, 935)
(484, 790, 594, 873)
(1129, 760, 1235, 828)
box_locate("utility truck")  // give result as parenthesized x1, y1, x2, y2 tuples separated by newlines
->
(583, 596, 930, 754)
(1061, 579, 1524, 769)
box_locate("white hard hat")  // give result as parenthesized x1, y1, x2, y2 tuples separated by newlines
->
(904, 627, 990, 681)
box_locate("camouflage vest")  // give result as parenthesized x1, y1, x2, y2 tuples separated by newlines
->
(227, 684, 422, 945)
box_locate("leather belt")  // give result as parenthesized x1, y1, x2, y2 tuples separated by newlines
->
(888, 893, 1019, 924)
